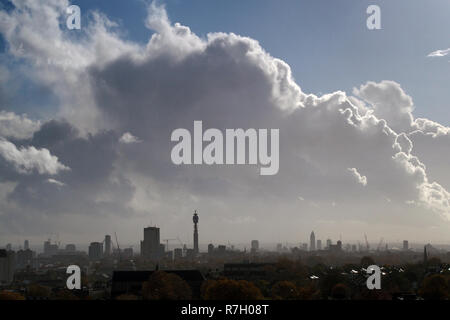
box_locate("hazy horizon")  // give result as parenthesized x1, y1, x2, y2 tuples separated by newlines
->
(1, 1, 450, 245)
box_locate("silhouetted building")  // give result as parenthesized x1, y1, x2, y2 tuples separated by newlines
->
(5, 244, 11, 251)
(403, 240, 409, 251)
(44, 239, 58, 256)
(140, 227, 163, 260)
(276, 243, 282, 252)
(251, 240, 259, 253)
(16, 249, 33, 269)
(65, 244, 76, 252)
(88, 242, 103, 260)
(326, 239, 332, 249)
(174, 248, 183, 259)
(208, 244, 214, 255)
(310, 231, 316, 251)
(105, 235, 112, 256)
(316, 239, 322, 251)
(186, 248, 195, 259)
(224, 263, 276, 280)
(0, 249, 15, 284)
(24, 240, 29, 250)
(217, 245, 226, 255)
(329, 240, 342, 253)
(193, 211, 199, 255)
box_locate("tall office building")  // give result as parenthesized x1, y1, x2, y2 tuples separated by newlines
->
(24, 240, 29, 250)
(17, 249, 33, 269)
(193, 211, 199, 255)
(174, 248, 183, 259)
(89, 242, 103, 260)
(43, 239, 58, 256)
(403, 240, 409, 251)
(140, 227, 162, 260)
(104, 235, 112, 256)
(310, 231, 316, 251)
(208, 244, 214, 255)
(0, 249, 16, 284)
(251, 240, 259, 253)
(326, 239, 332, 249)
(316, 239, 322, 251)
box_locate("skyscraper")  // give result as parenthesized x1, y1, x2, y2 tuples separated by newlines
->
(251, 240, 259, 253)
(104, 235, 111, 256)
(141, 227, 162, 260)
(310, 231, 316, 251)
(24, 240, 29, 250)
(193, 211, 199, 255)
(403, 240, 409, 251)
(0, 249, 16, 284)
(326, 239, 332, 249)
(316, 239, 322, 251)
(43, 239, 58, 256)
(208, 244, 214, 255)
(88, 242, 103, 260)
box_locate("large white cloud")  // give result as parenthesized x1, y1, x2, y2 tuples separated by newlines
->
(0, 138, 69, 175)
(0, 111, 40, 139)
(0, 1, 449, 243)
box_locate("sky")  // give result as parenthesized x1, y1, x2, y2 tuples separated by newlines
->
(0, 0, 449, 249)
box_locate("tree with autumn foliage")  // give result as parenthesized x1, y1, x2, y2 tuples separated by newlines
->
(202, 279, 263, 300)
(297, 285, 321, 300)
(0, 291, 26, 300)
(142, 271, 192, 300)
(419, 274, 449, 300)
(331, 283, 349, 300)
(271, 281, 299, 300)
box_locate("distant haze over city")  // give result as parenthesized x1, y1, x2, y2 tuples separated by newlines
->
(1, 1, 450, 246)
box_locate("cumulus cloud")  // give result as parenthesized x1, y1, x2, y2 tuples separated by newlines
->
(0, 111, 40, 139)
(353, 81, 414, 133)
(347, 168, 367, 186)
(0, 2, 449, 242)
(119, 132, 142, 144)
(0, 138, 69, 175)
(428, 48, 450, 57)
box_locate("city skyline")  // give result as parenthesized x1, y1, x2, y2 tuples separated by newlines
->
(1, 1, 450, 245)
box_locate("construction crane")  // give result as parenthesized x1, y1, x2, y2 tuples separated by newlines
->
(163, 239, 178, 252)
(114, 232, 121, 260)
(364, 234, 370, 251)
